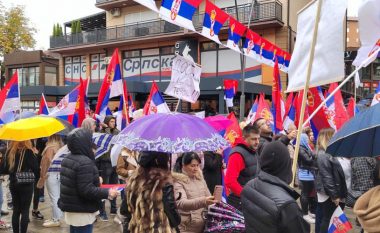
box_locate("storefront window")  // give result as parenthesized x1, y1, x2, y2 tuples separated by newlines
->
(64, 56, 86, 85)
(90, 53, 106, 83)
(10, 67, 39, 86)
(373, 58, 380, 80)
(45, 66, 57, 86)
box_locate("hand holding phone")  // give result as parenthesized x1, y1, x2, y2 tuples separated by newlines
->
(213, 185, 223, 202)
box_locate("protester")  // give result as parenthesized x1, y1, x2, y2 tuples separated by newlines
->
(97, 116, 120, 221)
(225, 124, 260, 211)
(304, 127, 315, 151)
(241, 140, 310, 233)
(315, 128, 347, 233)
(81, 118, 97, 132)
(123, 151, 181, 233)
(173, 152, 218, 233)
(58, 128, 118, 233)
(286, 124, 297, 160)
(36, 134, 64, 227)
(0, 141, 10, 229)
(2, 140, 39, 233)
(202, 150, 223, 193)
(116, 148, 138, 180)
(298, 133, 317, 224)
(252, 118, 273, 155)
(32, 139, 45, 220)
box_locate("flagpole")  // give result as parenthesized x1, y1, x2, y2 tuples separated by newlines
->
(290, 0, 323, 188)
(175, 99, 181, 112)
(354, 83, 357, 116)
(301, 47, 380, 128)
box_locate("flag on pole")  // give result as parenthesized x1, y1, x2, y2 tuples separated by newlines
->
(95, 49, 124, 121)
(353, 0, 380, 67)
(326, 83, 349, 130)
(0, 72, 20, 124)
(371, 81, 380, 106)
(159, 0, 202, 31)
(143, 81, 170, 115)
(38, 94, 49, 115)
(283, 97, 296, 131)
(128, 94, 136, 117)
(271, 59, 285, 133)
(69, 78, 86, 127)
(226, 16, 246, 53)
(328, 206, 352, 233)
(201, 0, 229, 45)
(284, 92, 294, 120)
(287, 0, 347, 92)
(246, 96, 258, 124)
(255, 94, 274, 131)
(308, 87, 333, 138)
(347, 97, 359, 118)
(133, 0, 159, 12)
(294, 91, 310, 128)
(223, 79, 238, 108)
(116, 80, 130, 131)
(224, 112, 242, 146)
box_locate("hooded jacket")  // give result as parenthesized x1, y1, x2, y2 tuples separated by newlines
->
(173, 169, 211, 233)
(58, 128, 109, 213)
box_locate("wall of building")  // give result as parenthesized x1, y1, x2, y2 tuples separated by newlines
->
(286, 0, 312, 31)
(347, 18, 360, 50)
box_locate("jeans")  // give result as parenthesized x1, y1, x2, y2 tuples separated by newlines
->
(300, 180, 316, 215)
(315, 202, 322, 233)
(10, 183, 34, 233)
(70, 224, 93, 233)
(319, 199, 345, 233)
(46, 173, 62, 220)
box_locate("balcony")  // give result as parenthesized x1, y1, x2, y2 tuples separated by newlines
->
(50, 1, 282, 49)
(95, 0, 136, 10)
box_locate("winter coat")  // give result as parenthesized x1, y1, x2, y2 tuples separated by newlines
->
(298, 146, 316, 171)
(173, 170, 211, 233)
(354, 186, 380, 233)
(58, 129, 109, 213)
(202, 151, 223, 193)
(241, 171, 310, 233)
(315, 150, 347, 200)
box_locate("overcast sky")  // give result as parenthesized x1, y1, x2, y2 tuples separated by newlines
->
(2, 0, 360, 50)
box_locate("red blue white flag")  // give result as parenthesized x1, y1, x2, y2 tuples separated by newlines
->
(283, 97, 296, 131)
(326, 83, 349, 130)
(38, 93, 49, 115)
(371, 81, 380, 106)
(223, 79, 238, 108)
(128, 94, 136, 117)
(160, 0, 202, 31)
(328, 206, 352, 233)
(201, 1, 229, 45)
(307, 87, 333, 138)
(255, 93, 274, 131)
(246, 96, 258, 124)
(271, 59, 285, 133)
(69, 78, 86, 127)
(226, 16, 246, 53)
(0, 72, 20, 124)
(116, 80, 130, 131)
(143, 81, 170, 115)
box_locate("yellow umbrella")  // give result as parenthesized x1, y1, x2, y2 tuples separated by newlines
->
(0, 116, 66, 141)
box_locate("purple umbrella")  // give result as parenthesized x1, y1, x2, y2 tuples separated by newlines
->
(204, 115, 232, 131)
(114, 112, 229, 153)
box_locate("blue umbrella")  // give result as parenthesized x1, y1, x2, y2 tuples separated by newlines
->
(326, 103, 380, 157)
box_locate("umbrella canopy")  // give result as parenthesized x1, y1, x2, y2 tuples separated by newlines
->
(39, 115, 74, 136)
(327, 103, 380, 157)
(114, 112, 229, 153)
(0, 116, 65, 141)
(204, 115, 232, 131)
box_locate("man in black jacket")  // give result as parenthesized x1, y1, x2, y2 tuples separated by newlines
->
(241, 141, 310, 233)
(59, 128, 118, 232)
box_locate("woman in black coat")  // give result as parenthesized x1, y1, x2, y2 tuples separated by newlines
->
(203, 151, 224, 193)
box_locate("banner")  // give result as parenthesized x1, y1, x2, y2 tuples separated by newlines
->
(165, 55, 201, 103)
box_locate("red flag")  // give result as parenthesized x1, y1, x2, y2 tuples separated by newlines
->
(347, 97, 356, 119)
(68, 78, 86, 127)
(307, 87, 331, 131)
(285, 92, 294, 120)
(38, 93, 49, 115)
(328, 83, 349, 130)
(294, 91, 310, 128)
(224, 112, 242, 146)
(272, 59, 284, 133)
(255, 93, 274, 130)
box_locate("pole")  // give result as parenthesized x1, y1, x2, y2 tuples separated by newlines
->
(238, 0, 256, 121)
(175, 99, 181, 112)
(301, 47, 380, 128)
(290, 0, 323, 188)
(354, 82, 357, 116)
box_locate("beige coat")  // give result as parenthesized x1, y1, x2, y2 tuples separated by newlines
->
(173, 170, 211, 233)
(36, 142, 62, 189)
(354, 186, 380, 233)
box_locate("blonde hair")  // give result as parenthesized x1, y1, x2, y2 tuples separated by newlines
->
(6, 140, 34, 171)
(47, 134, 63, 146)
(316, 128, 334, 151)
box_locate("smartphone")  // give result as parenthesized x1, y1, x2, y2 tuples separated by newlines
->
(213, 185, 223, 202)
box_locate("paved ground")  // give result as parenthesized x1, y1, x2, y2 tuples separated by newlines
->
(0, 190, 362, 233)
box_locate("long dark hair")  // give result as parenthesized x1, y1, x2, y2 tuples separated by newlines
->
(174, 152, 201, 173)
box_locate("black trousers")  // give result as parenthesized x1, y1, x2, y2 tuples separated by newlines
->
(319, 199, 345, 233)
(10, 183, 34, 233)
(99, 161, 118, 212)
(300, 180, 316, 215)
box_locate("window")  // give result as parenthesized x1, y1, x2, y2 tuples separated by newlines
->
(10, 67, 39, 87)
(64, 56, 86, 85)
(21, 101, 39, 112)
(90, 53, 106, 83)
(124, 50, 140, 58)
(142, 48, 159, 56)
(201, 42, 217, 51)
(373, 58, 380, 80)
(160, 47, 174, 55)
(45, 66, 57, 86)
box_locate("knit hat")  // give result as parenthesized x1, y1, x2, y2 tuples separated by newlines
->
(354, 186, 380, 233)
(259, 141, 292, 184)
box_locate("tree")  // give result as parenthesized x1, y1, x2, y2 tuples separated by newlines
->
(71, 20, 77, 34)
(76, 20, 81, 33)
(0, 4, 36, 57)
(53, 24, 56, 36)
(52, 23, 63, 37)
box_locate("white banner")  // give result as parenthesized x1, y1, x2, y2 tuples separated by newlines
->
(165, 55, 201, 103)
(287, 0, 347, 92)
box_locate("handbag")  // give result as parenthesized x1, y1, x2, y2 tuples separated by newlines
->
(15, 149, 35, 184)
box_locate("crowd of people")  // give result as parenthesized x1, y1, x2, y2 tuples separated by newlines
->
(0, 114, 378, 233)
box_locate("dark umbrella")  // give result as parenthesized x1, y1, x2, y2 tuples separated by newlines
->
(326, 103, 380, 157)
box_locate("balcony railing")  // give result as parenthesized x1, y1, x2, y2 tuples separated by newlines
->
(50, 1, 282, 49)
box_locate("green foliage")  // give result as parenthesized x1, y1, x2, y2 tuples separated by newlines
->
(0, 4, 36, 57)
(76, 20, 81, 33)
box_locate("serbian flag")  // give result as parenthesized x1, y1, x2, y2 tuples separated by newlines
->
(143, 81, 170, 115)
(226, 16, 246, 53)
(224, 79, 238, 108)
(246, 96, 258, 124)
(284, 92, 294, 119)
(255, 93, 274, 131)
(294, 91, 310, 128)
(38, 93, 49, 115)
(201, 1, 229, 45)
(347, 97, 359, 118)
(224, 112, 242, 147)
(371, 81, 380, 106)
(128, 94, 136, 117)
(0, 72, 20, 124)
(283, 97, 296, 131)
(308, 87, 333, 138)
(328, 206, 352, 233)
(271, 59, 285, 133)
(160, 0, 202, 31)
(95, 49, 124, 122)
(326, 83, 349, 130)
(69, 78, 86, 127)
(116, 80, 130, 131)
(243, 30, 262, 62)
